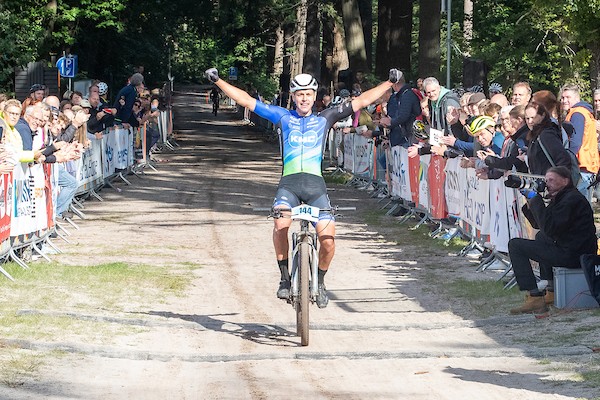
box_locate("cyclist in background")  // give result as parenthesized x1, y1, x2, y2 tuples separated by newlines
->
(205, 67, 400, 308)
(210, 85, 220, 116)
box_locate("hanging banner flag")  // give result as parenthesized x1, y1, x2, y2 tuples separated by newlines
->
(418, 155, 430, 210)
(489, 178, 510, 252)
(444, 158, 462, 217)
(427, 155, 447, 219)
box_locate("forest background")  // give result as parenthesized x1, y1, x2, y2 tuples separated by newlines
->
(1, 0, 600, 100)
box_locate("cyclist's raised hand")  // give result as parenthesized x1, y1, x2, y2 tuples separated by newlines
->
(205, 68, 220, 83)
(389, 69, 403, 83)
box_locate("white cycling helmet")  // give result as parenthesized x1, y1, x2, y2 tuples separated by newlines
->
(290, 73, 318, 93)
(489, 82, 503, 94)
(97, 82, 109, 96)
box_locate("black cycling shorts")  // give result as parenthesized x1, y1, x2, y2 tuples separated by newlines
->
(273, 173, 333, 221)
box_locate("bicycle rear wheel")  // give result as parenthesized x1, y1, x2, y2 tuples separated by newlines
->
(296, 240, 310, 346)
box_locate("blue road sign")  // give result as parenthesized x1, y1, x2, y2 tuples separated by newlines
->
(56, 55, 78, 78)
(229, 67, 238, 81)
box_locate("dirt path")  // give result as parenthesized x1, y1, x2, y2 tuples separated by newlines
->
(1, 87, 598, 399)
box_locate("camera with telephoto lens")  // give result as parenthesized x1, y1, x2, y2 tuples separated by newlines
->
(503, 173, 546, 193)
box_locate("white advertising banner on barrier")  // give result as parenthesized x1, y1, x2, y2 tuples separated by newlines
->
(343, 133, 354, 173)
(489, 178, 510, 252)
(11, 164, 47, 237)
(334, 129, 344, 167)
(418, 155, 430, 210)
(444, 158, 462, 217)
(506, 187, 524, 239)
(352, 134, 372, 177)
(389, 145, 401, 197)
(460, 168, 491, 234)
(398, 147, 412, 202)
(103, 127, 131, 176)
(75, 140, 103, 187)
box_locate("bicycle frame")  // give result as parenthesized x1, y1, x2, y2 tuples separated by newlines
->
(290, 220, 319, 303)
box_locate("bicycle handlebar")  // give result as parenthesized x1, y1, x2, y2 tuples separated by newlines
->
(252, 206, 356, 213)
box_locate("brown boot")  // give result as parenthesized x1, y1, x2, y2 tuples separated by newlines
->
(510, 293, 548, 314)
(544, 290, 555, 306)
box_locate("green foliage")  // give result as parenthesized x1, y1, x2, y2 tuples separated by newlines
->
(3, 0, 600, 98)
(467, 0, 600, 95)
(0, 4, 47, 92)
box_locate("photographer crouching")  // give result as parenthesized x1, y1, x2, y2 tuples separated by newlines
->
(508, 166, 597, 314)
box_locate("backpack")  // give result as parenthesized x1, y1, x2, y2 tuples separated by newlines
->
(579, 254, 600, 306)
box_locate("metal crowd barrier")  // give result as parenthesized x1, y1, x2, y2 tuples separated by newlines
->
(0, 110, 175, 280)
(326, 133, 541, 289)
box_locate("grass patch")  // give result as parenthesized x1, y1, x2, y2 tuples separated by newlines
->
(574, 357, 600, 392)
(0, 350, 44, 388)
(446, 278, 521, 318)
(323, 172, 352, 185)
(0, 261, 198, 342)
(0, 260, 195, 387)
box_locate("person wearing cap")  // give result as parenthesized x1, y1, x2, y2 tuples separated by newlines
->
(113, 72, 145, 128)
(489, 82, 503, 96)
(97, 82, 110, 103)
(21, 84, 46, 116)
(79, 99, 92, 113)
(467, 92, 487, 116)
(378, 69, 421, 148)
(468, 115, 505, 163)
(204, 66, 400, 308)
(338, 88, 351, 99)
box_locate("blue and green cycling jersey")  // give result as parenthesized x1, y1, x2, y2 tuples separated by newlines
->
(253, 100, 354, 177)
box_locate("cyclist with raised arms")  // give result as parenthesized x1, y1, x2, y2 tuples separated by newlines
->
(205, 67, 400, 308)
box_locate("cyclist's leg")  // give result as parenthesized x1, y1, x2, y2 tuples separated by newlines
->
(273, 187, 299, 298)
(315, 218, 335, 270)
(306, 188, 336, 271)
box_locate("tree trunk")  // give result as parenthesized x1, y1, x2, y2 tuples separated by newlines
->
(358, 0, 373, 70)
(333, 19, 350, 90)
(41, 0, 58, 58)
(589, 42, 600, 93)
(463, 0, 473, 58)
(303, 0, 321, 78)
(321, 16, 335, 92)
(273, 24, 284, 78)
(292, 0, 308, 78)
(418, 0, 441, 79)
(375, 0, 412, 79)
(340, 0, 369, 73)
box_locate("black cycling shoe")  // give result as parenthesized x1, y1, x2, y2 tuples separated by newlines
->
(316, 283, 329, 308)
(277, 279, 291, 299)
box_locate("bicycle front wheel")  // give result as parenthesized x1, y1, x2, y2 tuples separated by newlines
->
(296, 240, 310, 346)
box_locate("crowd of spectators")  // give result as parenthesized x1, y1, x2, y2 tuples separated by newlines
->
(0, 70, 164, 223)
(309, 72, 600, 314)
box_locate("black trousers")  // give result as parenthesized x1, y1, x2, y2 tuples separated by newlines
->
(508, 232, 580, 291)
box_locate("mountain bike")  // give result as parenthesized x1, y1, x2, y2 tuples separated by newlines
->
(263, 204, 354, 346)
(212, 100, 219, 116)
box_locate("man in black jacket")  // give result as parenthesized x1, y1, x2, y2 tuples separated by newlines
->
(378, 70, 420, 148)
(508, 166, 597, 314)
